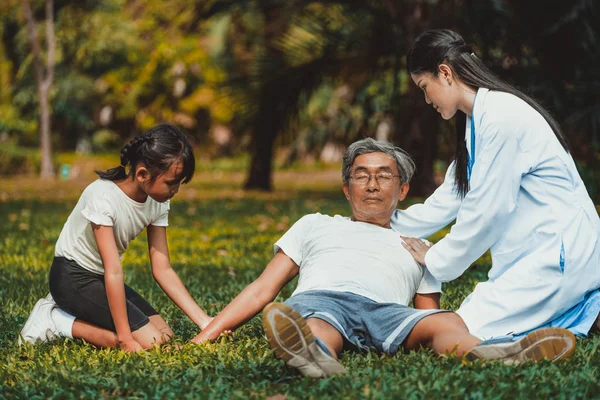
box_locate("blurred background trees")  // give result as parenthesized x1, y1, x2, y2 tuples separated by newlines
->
(0, 0, 598, 200)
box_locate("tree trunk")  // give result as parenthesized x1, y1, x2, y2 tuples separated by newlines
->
(243, 130, 276, 191)
(393, 0, 455, 197)
(243, 81, 280, 191)
(22, 0, 55, 179)
(405, 100, 439, 196)
(39, 82, 53, 178)
(243, 5, 286, 191)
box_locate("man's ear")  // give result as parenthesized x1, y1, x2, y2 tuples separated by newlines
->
(398, 183, 410, 201)
(342, 183, 350, 200)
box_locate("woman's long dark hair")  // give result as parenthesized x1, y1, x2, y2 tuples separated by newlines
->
(406, 29, 569, 198)
(96, 123, 195, 184)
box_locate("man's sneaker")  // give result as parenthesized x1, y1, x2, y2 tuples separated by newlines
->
(262, 302, 346, 378)
(464, 327, 576, 364)
(18, 294, 60, 345)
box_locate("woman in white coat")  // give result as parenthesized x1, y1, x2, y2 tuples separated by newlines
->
(396, 29, 600, 339)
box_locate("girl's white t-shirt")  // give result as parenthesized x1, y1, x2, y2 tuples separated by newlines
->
(274, 213, 441, 306)
(54, 179, 170, 274)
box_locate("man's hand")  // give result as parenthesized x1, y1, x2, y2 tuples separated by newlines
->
(400, 236, 432, 266)
(191, 331, 209, 344)
(199, 317, 232, 335)
(191, 325, 232, 344)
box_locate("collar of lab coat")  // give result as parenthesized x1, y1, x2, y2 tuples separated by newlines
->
(465, 87, 490, 159)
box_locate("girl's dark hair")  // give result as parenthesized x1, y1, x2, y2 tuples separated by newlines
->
(96, 124, 195, 184)
(406, 29, 569, 198)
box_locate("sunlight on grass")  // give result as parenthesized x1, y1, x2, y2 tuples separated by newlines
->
(1, 154, 599, 398)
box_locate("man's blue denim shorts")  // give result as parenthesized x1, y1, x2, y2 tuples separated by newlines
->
(284, 290, 447, 355)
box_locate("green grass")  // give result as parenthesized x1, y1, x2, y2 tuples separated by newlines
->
(1, 173, 600, 399)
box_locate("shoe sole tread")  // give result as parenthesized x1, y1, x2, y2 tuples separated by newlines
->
(465, 327, 576, 364)
(262, 303, 345, 378)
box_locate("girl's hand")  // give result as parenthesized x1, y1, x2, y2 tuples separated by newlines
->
(119, 336, 143, 352)
(400, 236, 432, 266)
(200, 317, 232, 336)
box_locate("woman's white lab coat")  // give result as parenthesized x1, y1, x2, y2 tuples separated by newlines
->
(391, 88, 600, 338)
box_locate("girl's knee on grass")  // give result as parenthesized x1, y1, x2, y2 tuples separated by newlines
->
(148, 314, 175, 341)
(133, 321, 171, 349)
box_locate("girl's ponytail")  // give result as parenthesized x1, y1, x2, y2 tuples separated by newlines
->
(96, 124, 195, 183)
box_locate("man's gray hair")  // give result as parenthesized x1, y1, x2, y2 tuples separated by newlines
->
(342, 138, 416, 184)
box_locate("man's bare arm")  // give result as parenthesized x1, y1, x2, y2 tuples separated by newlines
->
(191, 250, 299, 343)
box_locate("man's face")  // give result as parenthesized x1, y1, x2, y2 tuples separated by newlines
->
(343, 152, 409, 227)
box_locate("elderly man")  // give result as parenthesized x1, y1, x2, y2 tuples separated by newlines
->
(192, 138, 575, 378)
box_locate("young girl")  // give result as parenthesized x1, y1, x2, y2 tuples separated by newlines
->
(19, 124, 212, 351)
(395, 29, 600, 339)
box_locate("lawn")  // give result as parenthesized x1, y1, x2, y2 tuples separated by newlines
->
(1, 159, 599, 399)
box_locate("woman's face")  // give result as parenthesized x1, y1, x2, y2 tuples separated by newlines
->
(411, 69, 461, 120)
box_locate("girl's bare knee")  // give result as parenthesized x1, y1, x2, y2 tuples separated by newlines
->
(148, 315, 175, 340)
(133, 323, 167, 349)
(136, 336, 164, 349)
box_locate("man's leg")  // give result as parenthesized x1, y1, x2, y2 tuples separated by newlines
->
(262, 302, 346, 378)
(403, 312, 480, 356)
(306, 318, 344, 359)
(403, 312, 576, 363)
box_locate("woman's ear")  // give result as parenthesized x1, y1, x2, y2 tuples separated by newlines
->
(438, 63, 454, 84)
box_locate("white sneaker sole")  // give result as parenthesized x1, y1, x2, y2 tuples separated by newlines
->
(465, 327, 576, 364)
(19, 299, 47, 345)
(18, 296, 58, 345)
(262, 303, 346, 378)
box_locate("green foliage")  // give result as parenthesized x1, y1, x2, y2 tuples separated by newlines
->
(0, 104, 36, 136)
(286, 69, 410, 164)
(0, 0, 233, 149)
(1, 0, 598, 197)
(1, 180, 600, 398)
(91, 129, 120, 152)
(0, 143, 42, 175)
(458, 0, 600, 201)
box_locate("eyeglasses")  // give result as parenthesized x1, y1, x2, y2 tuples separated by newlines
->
(350, 172, 400, 186)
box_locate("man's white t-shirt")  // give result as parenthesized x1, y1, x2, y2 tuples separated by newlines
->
(54, 179, 170, 275)
(274, 213, 441, 306)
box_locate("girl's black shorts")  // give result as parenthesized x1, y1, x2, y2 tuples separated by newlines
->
(49, 256, 158, 332)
